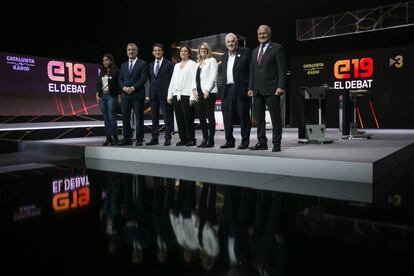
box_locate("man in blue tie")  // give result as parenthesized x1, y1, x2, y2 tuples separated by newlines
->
(248, 25, 287, 152)
(118, 43, 148, 146)
(146, 43, 174, 146)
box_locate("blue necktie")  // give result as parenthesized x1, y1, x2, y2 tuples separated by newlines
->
(129, 60, 133, 73)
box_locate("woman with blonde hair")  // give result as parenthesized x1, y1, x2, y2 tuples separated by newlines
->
(193, 42, 218, 148)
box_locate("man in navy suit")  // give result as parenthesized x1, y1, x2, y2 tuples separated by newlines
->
(248, 25, 287, 152)
(219, 33, 252, 149)
(118, 43, 148, 146)
(146, 43, 174, 146)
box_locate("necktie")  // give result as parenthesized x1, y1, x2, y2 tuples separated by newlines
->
(257, 44, 264, 65)
(155, 60, 160, 76)
(129, 60, 133, 73)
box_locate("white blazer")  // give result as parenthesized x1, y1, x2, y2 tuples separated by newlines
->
(167, 60, 197, 100)
(197, 57, 218, 94)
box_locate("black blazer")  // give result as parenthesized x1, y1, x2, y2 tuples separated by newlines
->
(96, 69, 121, 97)
(147, 59, 174, 100)
(248, 42, 287, 96)
(119, 58, 148, 99)
(220, 47, 251, 100)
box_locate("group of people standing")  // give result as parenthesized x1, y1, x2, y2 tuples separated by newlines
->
(96, 24, 287, 152)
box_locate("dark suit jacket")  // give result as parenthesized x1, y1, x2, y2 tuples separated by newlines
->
(220, 47, 251, 100)
(148, 59, 174, 100)
(248, 42, 287, 96)
(119, 58, 148, 99)
(96, 69, 121, 97)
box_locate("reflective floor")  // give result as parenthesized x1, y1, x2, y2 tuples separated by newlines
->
(1, 158, 413, 275)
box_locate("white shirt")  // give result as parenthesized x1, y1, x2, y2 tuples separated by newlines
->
(154, 58, 163, 75)
(257, 42, 270, 59)
(168, 59, 197, 100)
(129, 57, 138, 70)
(101, 75, 109, 93)
(226, 52, 236, 84)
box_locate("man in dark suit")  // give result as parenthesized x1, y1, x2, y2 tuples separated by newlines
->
(248, 25, 287, 152)
(219, 33, 252, 149)
(118, 43, 148, 146)
(146, 43, 174, 146)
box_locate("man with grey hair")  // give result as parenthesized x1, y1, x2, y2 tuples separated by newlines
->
(248, 25, 287, 152)
(219, 33, 252, 149)
(118, 43, 148, 146)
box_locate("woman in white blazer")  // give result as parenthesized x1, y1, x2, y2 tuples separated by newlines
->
(167, 45, 198, 146)
(193, 42, 218, 148)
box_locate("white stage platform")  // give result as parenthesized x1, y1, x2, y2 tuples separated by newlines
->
(6, 128, 414, 203)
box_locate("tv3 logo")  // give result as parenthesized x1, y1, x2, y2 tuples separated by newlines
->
(334, 58, 373, 79)
(389, 55, 403, 68)
(47, 61, 86, 83)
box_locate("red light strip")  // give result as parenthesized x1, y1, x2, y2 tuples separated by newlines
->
(59, 97, 65, 115)
(67, 95, 75, 115)
(54, 95, 61, 115)
(356, 106, 364, 128)
(369, 100, 380, 128)
(79, 95, 89, 115)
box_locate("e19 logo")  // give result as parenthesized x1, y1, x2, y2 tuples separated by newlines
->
(53, 187, 90, 211)
(47, 61, 86, 83)
(334, 58, 373, 79)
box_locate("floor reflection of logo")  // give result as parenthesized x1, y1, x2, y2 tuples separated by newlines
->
(6, 55, 36, 72)
(389, 55, 403, 68)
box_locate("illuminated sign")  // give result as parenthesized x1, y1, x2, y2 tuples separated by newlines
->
(47, 61, 87, 93)
(303, 62, 325, 75)
(333, 57, 374, 89)
(52, 175, 90, 211)
(5, 55, 36, 72)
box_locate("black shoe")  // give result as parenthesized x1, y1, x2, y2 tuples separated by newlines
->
(164, 138, 171, 146)
(118, 139, 132, 146)
(186, 140, 196, 146)
(111, 136, 119, 146)
(135, 140, 143, 146)
(204, 139, 215, 148)
(102, 136, 112, 146)
(176, 140, 187, 146)
(272, 145, 281, 152)
(197, 139, 208, 148)
(146, 138, 159, 146)
(249, 143, 268, 150)
(237, 143, 249, 149)
(219, 142, 235, 149)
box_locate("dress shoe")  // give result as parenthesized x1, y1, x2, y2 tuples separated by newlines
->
(219, 142, 235, 149)
(110, 136, 119, 146)
(185, 140, 197, 146)
(164, 138, 171, 146)
(204, 140, 215, 148)
(176, 140, 187, 146)
(118, 139, 132, 146)
(249, 143, 268, 150)
(197, 139, 208, 148)
(102, 136, 112, 146)
(272, 145, 281, 152)
(237, 143, 249, 149)
(135, 140, 143, 146)
(146, 138, 159, 146)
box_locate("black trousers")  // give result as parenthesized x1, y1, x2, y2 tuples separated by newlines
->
(221, 84, 251, 145)
(253, 93, 282, 145)
(173, 95, 195, 143)
(195, 91, 216, 141)
(150, 96, 174, 140)
(121, 97, 144, 141)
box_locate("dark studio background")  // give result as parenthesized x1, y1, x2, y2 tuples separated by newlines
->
(3, 0, 413, 64)
(2, 0, 414, 126)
